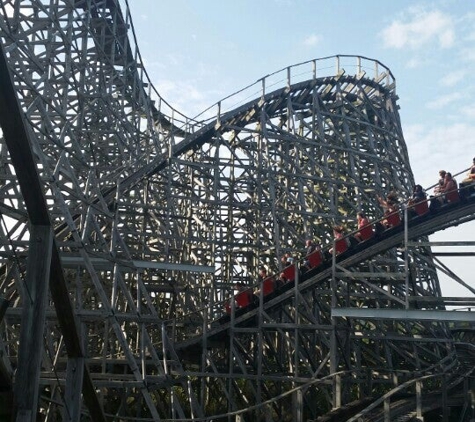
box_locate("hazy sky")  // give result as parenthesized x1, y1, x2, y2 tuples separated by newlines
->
(126, 0, 475, 298)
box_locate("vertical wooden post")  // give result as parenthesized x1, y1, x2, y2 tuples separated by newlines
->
(416, 380, 423, 421)
(331, 241, 340, 409)
(384, 397, 390, 422)
(442, 375, 448, 422)
(62, 357, 85, 422)
(404, 206, 409, 309)
(0, 297, 9, 323)
(292, 389, 303, 422)
(470, 387, 475, 422)
(14, 225, 53, 422)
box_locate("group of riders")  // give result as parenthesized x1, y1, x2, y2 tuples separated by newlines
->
(225, 158, 475, 314)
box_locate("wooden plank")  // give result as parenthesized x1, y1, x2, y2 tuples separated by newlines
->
(0, 297, 9, 323)
(14, 225, 53, 421)
(62, 358, 85, 422)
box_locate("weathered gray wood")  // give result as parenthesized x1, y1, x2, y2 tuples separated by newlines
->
(15, 410, 32, 422)
(0, 38, 106, 422)
(1, 5, 474, 416)
(49, 244, 107, 422)
(14, 225, 53, 422)
(62, 357, 85, 422)
(0, 297, 9, 323)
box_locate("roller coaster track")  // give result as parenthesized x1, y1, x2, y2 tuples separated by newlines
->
(345, 359, 475, 422)
(174, 195, 475, 353)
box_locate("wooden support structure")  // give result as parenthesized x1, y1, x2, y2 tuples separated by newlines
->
(1, 1, 475, 417)
(14, 225, 53, 421)
(0, 38, 106, 421)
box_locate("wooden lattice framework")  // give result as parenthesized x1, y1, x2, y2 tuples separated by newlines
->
(0, 1, 472, 421)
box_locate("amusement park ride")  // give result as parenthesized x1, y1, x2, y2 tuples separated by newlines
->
(0, 1, 474, 421)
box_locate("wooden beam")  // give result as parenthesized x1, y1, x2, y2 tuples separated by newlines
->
(0, 297, 9, 323)
(14, 225, 53, 422)
(62, 358, 85, 422)
(332, 308, 475, 322)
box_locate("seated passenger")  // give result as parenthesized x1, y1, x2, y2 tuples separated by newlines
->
(329, 225, 349, 255)
(276, 272, 287, 288)
(438, 172, 459, 204)
(434, 170, 446, 195)
(408, 184, 426, 205)
(225, 282, 250, 313)
(276, 268, 294, 288)
(301, 239, 322, 272)
(460, 157, 475, 197)
(305, 239, 318, 255)
(256, 266, 268, 283)
(281, 253, 294, 267)
(234, 282, 253, 308)
(281, 262, 297, 283)
(353, 212, 373, 242)
(408, 184, 428, 216)
(377, 192, 400, 228)
(254, 266, 275, 300)
(277, 253, 297, 288)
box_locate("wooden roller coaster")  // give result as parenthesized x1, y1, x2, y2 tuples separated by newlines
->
(0, 1, 474, 421)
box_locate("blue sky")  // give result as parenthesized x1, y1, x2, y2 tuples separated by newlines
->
(127, 0, 475, 298)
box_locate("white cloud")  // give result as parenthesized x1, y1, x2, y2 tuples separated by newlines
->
(155, 78, 226, 119)
(303, 34, 321, 47)
(460, 11, 475, 33)
(440, 70, 466, 87)
(426, 92, 463, 110)
(140, 53, 187, 69)
(465, 30, 475, 42)
(141, 58, 167, 71)
(460, 104, 475, 119)
(405, 122, 475, 188)
(405, 58, 420, 69)
(458, 47, 475, 63)
(381, 9, 454, 50)
(405, 57, 429, 69)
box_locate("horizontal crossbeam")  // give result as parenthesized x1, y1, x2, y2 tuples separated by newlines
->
(332, 308, 475, 322)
